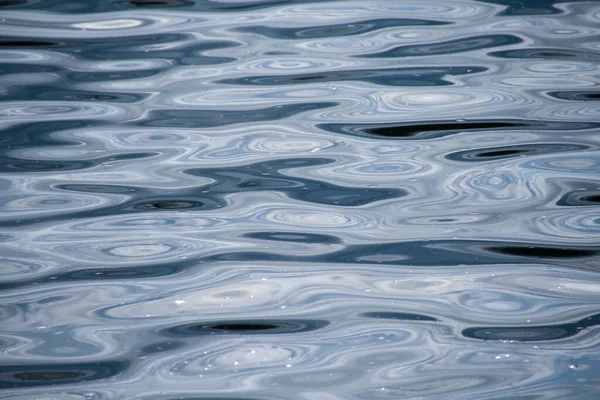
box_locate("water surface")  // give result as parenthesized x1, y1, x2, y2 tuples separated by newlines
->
(1, 0, 600, 399)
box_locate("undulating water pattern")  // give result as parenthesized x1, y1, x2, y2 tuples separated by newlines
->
(1, 0, 600, 399)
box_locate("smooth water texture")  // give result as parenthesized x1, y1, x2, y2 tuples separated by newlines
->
(1, 0, 600, 399)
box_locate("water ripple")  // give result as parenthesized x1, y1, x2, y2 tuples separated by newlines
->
(234, 18, 452, 40)
(356, 34, 523, 58)
(219, 66, 487, 86)
(2, 0, 600, 399)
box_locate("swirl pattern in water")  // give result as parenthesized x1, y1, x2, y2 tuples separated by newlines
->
(1, 0, 600, 399)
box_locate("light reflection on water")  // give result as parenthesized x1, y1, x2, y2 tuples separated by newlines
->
(1, 0, 600, 398)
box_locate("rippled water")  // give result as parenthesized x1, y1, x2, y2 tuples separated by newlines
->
(1, 0, 600, 398)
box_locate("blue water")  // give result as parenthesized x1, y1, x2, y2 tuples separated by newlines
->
(1, 0, 600, 399)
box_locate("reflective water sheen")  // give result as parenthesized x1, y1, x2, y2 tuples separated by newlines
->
(1, 0, 600, 399)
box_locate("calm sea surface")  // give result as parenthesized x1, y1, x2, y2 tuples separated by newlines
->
(1, 0, 600, 399)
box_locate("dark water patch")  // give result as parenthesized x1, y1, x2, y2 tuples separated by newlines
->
(5, 0, 336, 12)
(208, 323, 286, 331)
(445, 144, 590, 162)
(0, 187, 224, 227)
(581, 194, 600, 204)
(1, 33, 241, 66)
(57, 183, 144, 195)
(0, 120, 103, 148)
(65, 264, 187, 280)
(140, 102, 337, 128)
(1, 85, 149, 103)
(218, 66, 486, 86)
(489, 48, 600, 62)
(0, 360, 129, 389)
(183, 157, 407, 206)
(141, 396, 261, 400)
(115, 0, 294, 12)
(0, 201, 219, 227)
(0, 39, 62, 47)
(486, 246, 598, 259)
(79, 39, 240, 66)
(0, 0, 110, 12)
(557, 190, 600, 207)
(262, 51, 298, 56)
(356, 35, 522, 58)
(363, 122, 525, 138)
(318, 120, 564, 140)
(480, 0, 566, 15)
(326, 241, 479, 266)
(69, 69, 164, 82)
(0, 0, 35, 7)
(0, 63, 62, 75)
(463, 313, 600, 342)
(0, 152, 158, 173)
(546, 91, 600, 102)
(1, 160, 84, 172)
(125, 197, 219, 211)
(244, 231, 341, 244)
(135, 200, 203, 210)
(0, 157, 405, 226)
(0, 33, 186, 50)
(117, 0, 335, 12)
(204, 240, 600, 270)
(234, 18, 451, 40)
(361, 312, 439, 322)
(117, 0, 194, 7)
(0, 259, 196, 291)
(163, 320, 329, 336)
